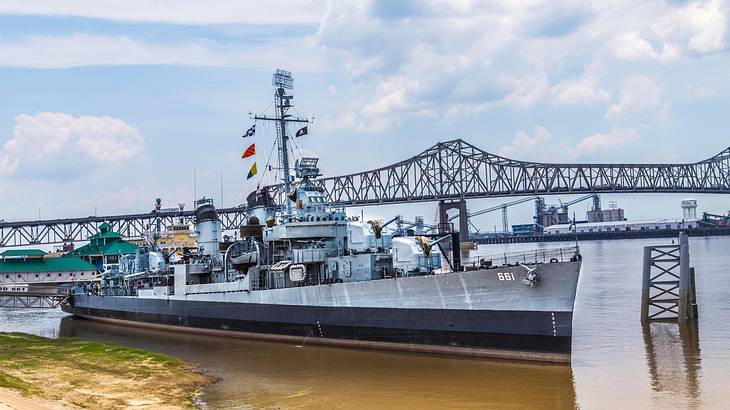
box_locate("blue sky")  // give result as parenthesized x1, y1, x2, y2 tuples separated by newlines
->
(0, 0, 729, 229)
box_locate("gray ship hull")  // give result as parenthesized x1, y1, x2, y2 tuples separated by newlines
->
(63, 260, 581, 363)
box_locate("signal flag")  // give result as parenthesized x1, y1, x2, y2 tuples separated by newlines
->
(243, 124, 255, 138)
(242, 143, 256, 159)
(295, 126, 308, 137)
(247, 163, 258, 179)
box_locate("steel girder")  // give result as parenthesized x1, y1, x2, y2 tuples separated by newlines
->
(266, 139, 730, 206)
(0, 207, 248, 248)
(0, 294, 70, 308)
(2, 140, 728, 247)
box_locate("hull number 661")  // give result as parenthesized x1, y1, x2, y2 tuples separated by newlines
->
(497, 272, 515, 281)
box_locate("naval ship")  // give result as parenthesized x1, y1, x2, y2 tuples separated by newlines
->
(63, 70, 582, 363)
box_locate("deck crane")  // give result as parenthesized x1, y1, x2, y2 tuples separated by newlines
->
(448, 196, 538, 234)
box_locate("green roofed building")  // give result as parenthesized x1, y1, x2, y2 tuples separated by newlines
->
(0, 249, 97, 285)
(67, 222, 138, 268)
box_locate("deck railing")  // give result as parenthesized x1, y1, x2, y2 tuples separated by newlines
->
(462, 246, 580, 270)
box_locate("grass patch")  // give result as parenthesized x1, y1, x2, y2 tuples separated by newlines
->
(0, 371, 42, 396)
(0, 332, 212, 409)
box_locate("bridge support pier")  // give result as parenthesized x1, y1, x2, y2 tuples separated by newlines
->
(438, 199, 469, 243)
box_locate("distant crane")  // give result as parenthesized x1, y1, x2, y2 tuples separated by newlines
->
(541, 194, 601, 227)
(448, 196, 538, 234)
(559, 194, 600, 217)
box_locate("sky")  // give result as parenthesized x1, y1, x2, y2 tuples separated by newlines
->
(0, 0, 729, 230)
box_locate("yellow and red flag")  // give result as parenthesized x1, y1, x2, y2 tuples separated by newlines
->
(242, 143, 256, 159)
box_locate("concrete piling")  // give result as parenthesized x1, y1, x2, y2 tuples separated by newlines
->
(641, 246, 652, 323)
(678, 232, 690, 323)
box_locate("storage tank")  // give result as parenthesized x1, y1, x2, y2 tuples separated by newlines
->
(681, 199, 698, 220)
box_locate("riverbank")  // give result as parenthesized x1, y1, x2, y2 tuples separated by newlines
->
(474, 226, 730, 244)
(0, 332, 212, 409)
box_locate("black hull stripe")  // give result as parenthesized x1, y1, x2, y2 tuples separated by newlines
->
(62, 302, 572, 363)
(67, 296, 574, 336)
(65, 309, 570, 364)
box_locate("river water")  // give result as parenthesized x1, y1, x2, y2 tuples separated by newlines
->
(1, 237, 729, 409)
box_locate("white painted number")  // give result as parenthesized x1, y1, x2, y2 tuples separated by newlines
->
(497, 272, 514, 281)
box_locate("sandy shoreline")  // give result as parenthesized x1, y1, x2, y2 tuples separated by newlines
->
(0, 387, 63, 410)
(0, 333, 212, 409)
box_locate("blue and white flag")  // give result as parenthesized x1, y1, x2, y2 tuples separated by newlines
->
(243, 124, 255, 138)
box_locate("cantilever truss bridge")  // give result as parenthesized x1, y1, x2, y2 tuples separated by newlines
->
(267, 139, 730, 206)
(0, 207, 249, 248)
(1, 139, 728, 247)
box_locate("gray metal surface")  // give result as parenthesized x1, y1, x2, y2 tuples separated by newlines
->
(158, 260, 581, 312)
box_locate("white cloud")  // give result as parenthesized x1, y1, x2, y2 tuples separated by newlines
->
(498, 125, 553, 159)
(362, 75, 421, 117)
(652, 0, 728, 53)
(613, 31, 658, 60)
(576, 127, 639, 155)
(551, 66, 610, 104)
(612, 31, 684, 62)
(500, 73, 551, 108)
(0, 153, 15, 176)
(498, 125, 639, 163)
(0, 112, 143, 178)
(0, 0, 324, 25)
(0, 33, 325, 70)
(498, 125, 641, 163)
(605, 75, 663, 119)
(314, 1, 726, 132)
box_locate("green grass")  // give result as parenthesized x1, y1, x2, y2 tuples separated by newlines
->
(0, 332, 178, 366)
(0, 371, 42, 396)
(0, 332, 211, 408)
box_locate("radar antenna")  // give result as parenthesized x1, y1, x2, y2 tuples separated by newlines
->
(253, 69, 311, 216)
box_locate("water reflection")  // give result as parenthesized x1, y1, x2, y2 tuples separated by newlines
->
(642, 321, 702, 408)
(58, 315, 576, 409)
(3, 237, 729, 408)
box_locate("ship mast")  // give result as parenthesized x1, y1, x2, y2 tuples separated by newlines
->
(254, 69, 309, 216)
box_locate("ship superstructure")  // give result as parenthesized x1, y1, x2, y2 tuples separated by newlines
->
(63, 69, 582, 363)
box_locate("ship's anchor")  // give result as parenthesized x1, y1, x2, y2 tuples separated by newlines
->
(520, 265, 541, 287)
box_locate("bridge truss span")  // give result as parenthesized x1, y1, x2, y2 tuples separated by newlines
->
(1, 139, 728, 248)
(0, 208, 249, 248)
(267, 139, 730, 206)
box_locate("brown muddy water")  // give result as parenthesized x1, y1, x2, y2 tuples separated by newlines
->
(2, 237, 729, 409)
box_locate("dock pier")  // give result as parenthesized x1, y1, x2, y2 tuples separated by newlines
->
(641, 232, 698, 322)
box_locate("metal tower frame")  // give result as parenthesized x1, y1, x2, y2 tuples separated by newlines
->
(1, 139, 729, 248)
(265, 139, 730, 206)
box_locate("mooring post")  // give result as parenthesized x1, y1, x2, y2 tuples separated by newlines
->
(689, 267, 698, 319)
(678, 232, 690, 323)
(641, 246, 652, 323)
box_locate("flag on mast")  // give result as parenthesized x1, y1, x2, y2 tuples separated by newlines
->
(295, 126, 308, 137)
(243, 124, 255, 138)
(242, 143, 256, 159)
(247, 163, 258, 179)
